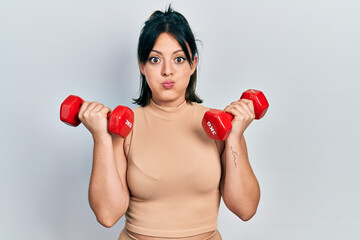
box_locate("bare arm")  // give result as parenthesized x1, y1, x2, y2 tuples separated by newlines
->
(220, 99, 260, 221)
(79, 101, 129, 227)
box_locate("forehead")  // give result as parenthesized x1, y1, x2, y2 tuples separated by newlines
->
(152, 33, 183, 52)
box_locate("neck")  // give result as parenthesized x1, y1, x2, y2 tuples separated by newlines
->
(146, 98, 192, 120)
(151, 97, 186, 108)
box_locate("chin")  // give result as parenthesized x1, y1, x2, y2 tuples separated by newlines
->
(161, 92, 178, 100)
(157, 94, 183, 105)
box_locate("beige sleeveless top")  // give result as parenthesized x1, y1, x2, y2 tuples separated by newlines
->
(124, 100, 222, 238)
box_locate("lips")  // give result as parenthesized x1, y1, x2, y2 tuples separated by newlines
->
(162, 80, 175, 89)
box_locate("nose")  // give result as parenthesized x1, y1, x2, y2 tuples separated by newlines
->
(161, 60, 173, 77)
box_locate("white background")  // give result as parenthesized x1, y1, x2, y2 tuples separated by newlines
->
(1, 0, 359, 239)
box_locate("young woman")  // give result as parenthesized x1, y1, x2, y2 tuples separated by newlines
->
(78, 6, 260, 240)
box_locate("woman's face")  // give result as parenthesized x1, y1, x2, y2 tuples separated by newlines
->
(139, 32, 197, 107)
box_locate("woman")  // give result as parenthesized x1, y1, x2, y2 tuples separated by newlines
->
(78, 6, 260, 240)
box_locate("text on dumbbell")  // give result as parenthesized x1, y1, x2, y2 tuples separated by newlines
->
(126, 119, 133, 128)
(207, 121, 216, 135)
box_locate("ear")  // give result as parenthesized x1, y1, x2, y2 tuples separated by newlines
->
(139, 61, 145, 75)
(190, 55, 198, 75)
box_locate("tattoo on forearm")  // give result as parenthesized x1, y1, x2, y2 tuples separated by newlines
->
(230, 146, 238, 168)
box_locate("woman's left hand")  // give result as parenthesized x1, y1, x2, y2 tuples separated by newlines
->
(223, 99, 255, 141)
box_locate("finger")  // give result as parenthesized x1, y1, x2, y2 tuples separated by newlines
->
(99, 106, 111, 115)
(227, 107, 243, 120)
(239, 100, 255, 118)
(81, 102, 102, 119)
(223, 105, 234, 116)
(224, 100, 250, 114)
(78, 101, 90, 120)
(92, 103, 105, 113)
(231, 100, 255, 117)
(230, 104, 251, 120)
(223, 102, 243, 118)
(86, 102, 105, 115)
(240, 99, 255, 113)
(86, 102, 102, 112)
(231, 103, 255, 120)
(223, 101, 238, 113)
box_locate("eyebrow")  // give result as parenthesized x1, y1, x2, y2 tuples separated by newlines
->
(150, 49, 184, 55)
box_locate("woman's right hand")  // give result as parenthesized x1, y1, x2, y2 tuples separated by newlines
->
(78, 101, 112, 140)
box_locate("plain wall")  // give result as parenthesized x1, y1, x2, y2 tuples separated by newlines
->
(1, 0, 359, 239)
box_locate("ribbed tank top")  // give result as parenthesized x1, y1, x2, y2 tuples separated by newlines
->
(124, 100, 222, 238)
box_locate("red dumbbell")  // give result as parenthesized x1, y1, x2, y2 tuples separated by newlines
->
(60, 95, 134, 138)
(202, 89, 269, 141)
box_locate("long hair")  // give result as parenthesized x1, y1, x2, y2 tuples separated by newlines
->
(133, 5, 202, 106)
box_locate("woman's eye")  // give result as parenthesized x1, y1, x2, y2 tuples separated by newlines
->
(149, 57, 160, 63)
(175, 57, 186, 63)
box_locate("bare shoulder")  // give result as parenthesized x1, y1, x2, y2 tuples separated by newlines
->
(192, 101, 210, 111)
(190, 102, 211, 120)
